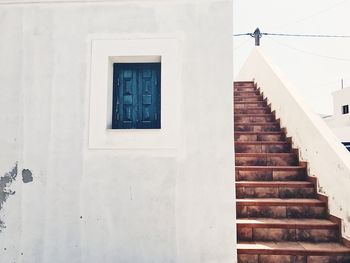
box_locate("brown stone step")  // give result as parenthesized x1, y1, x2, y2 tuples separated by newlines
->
(235, 101, 267, 108)
(238, 242, 350, 262)
(237, 198, 324, 206)
(235, 141, 291, 153)
(237, 218, 338, 229)
(236, 166, 307, 181)
(235, 81, 255, 84)
(234, 81, 255, 88)
(235, 153, 299, 166)
(235, 114, 276, 123)
(237, 198, 327, 219)
(235, 123, 280, 132)
(237, 218, 339, 243)
(236, 181, 315, 198)
(234, 91, 260, 97)
(234, 108, 271, 114)
(235, 132, 285, 142)
(235, 96, 264, 102)
(234, 87, 257, 92)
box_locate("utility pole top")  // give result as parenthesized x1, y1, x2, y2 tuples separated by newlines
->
(253, 28, 262, 46)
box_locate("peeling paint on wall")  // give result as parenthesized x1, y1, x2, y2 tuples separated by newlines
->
(0, 163, 18, 230)
(22, 169, 33, 183)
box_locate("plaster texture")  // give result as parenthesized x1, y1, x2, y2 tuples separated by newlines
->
(0, 1, 235, 263)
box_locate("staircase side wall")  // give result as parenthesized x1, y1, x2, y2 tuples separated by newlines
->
(238, 47, 350, 240)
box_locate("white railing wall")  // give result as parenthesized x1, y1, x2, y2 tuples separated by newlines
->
(237, 47, 350, 239)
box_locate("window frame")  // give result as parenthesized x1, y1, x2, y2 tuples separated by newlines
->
(87, 36, 181, 150)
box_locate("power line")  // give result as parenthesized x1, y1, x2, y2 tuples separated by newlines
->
(276, 0, 349, 30)
(233, 32, 350, 38)
(263, 32, 350, 38)
(233, 28, 350, 47)
(233, 33, 251, 37)
(269, 38, 350, 62)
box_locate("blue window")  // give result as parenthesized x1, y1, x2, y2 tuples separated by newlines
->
(112, 63, 161, 129)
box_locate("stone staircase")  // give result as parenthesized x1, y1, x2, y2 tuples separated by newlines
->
(234, 81, 350, 263)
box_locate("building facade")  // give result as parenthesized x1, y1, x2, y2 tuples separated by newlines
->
(0, 1, 235, 262)
(323, 87, 350, 147)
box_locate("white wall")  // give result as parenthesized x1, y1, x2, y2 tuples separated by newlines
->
(324, 116, 350, 142)
(238, 47, 350, 240)
(0, 1, 235, 263)
(332, 87, 350, 116)
(323, 87, 350, 142)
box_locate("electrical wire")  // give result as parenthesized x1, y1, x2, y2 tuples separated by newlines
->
(262, 32, 350, 38)
(233, 33, 251, 37)
(233, 32, 350, 38)
(276, 0, 349, 30)
(269, 38, 350, 62)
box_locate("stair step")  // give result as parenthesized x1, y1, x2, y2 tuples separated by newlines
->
(237, 218, 337, 229)
(238, 242, 350, 263)
(234, 95, 262, 99)
(235, 166, 307, 181)
(235, 132, 285, 142)
(234, 81, 255, 85)
(236, 181, 314, 198)
(235, 141, 291, 153)
(239, 255, 350, 263)
(234, 82, 255, 90)
(235, 114, 273, 117)
(234, 91, 260, 97)
(235, 123, 280, 132)
(237, 218, 339, 243)
(235, 101, 267, 108)
(236, 153, 299, 166)
(235, 108, 271, 114)
(237, 198, 327, 219)
(235, 114, 276, 123)
(234, 87, 257, 92)
(235, 96, 264, 102)
(237, 198, 325, 206)
(236, 181, 312, 187)
(238, 243, 350, 263)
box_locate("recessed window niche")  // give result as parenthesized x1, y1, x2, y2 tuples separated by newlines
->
(88, 37, 180, 149)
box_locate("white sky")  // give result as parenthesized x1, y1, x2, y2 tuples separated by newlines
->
(233, 0, 350, 115)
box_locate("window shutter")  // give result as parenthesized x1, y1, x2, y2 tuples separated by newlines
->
(113, 63, 161, 129)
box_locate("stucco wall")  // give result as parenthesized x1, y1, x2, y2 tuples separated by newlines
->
(324, 115, 350, 142)
(332, 87, 350, 116)
(323, 88, 350, 142)
(0, 1, 235, 262)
